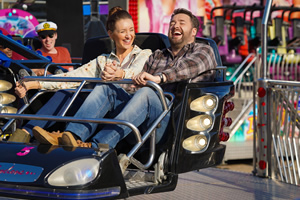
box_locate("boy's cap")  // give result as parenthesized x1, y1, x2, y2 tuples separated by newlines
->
(36, 21, 57, 36)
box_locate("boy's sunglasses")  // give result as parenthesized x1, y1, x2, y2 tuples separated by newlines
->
(39, 34, 54, 39)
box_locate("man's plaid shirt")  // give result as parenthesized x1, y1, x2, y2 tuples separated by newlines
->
(143, 42, 217, 93)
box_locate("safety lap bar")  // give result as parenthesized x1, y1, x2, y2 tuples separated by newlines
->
(0, 76, 174, 169)
(20, 76, 171, 113)
(43, 63, 81, 76)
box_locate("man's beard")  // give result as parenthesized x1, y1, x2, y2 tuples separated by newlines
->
(169, 37, 185, 50)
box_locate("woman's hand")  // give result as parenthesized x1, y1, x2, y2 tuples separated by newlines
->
(101, 60, 124, 81)
(15, 82, 27, 98)
(15, 81, 41, 98)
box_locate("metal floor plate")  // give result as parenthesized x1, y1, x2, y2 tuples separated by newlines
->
(126, 180, 156, 190)
(127, 168, 300, 200)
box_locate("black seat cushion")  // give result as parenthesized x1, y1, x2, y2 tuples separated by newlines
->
(81, 32, 170, 65)
(23, 37, 42, 51)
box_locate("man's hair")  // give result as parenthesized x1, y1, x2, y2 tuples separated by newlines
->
(171, 8, 199, 35)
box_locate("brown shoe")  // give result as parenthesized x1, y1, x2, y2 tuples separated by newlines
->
(32, 126, 63, 145)
(77, 140, 92, 148)
(8, 129, 31, 143)
(61, 132, 92, 148)
(60, 132, 78, 147)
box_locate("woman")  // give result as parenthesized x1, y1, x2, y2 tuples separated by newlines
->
(8, 7, 152, 143)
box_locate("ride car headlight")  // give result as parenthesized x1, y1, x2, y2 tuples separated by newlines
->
(0, 106, 17, 113)
(182, 134, 209, 152)
(0, 80, 12, 92)
(0, 93, 16, 104)
(190, 94, 217, 112)
(186, 114, 213, 132)
(47, 158, 100, 187)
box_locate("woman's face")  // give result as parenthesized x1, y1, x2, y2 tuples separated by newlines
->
(0, 45, 12, 58)
(108, 18, 135, 52)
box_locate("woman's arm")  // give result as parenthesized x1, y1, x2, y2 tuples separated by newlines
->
(15, 81, 41, 98)
(40, 57, 101, 90)
(123, 49, 152, 78)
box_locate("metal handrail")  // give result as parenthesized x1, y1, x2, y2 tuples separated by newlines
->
(262, 79, 300, 185)
(229, 53, 256, 81)
(261, 0, 273, 79)
(43, 63, 82, 76)
(1, 113, 143, 143)
(264, 79, 300, 87)
(0, 76, 174, 170)
(225, 54, 256, 138)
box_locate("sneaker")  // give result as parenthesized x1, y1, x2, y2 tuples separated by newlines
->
(60, 132, 92, 148)
(60, 132, 78, 147)
(76, 140, 92, 148)
(8, 129, 31, 143)
(32, 126, 63, 145)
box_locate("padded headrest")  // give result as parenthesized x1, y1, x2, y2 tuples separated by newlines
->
(82, 34, 221, 67)
(134, 33, 170, 52)
(81, 32, 170, 65)
(23, 37, 42, 51)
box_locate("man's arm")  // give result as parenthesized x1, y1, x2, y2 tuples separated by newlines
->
(133, 52, 165, 86)
(132, 71, 162, 86)
(162, 43, 217, 83)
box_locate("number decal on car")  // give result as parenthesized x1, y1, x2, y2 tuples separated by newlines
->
(17, 147, 35, 156)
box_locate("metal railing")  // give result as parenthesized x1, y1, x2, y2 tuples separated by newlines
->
(254, 0, 300, 186)
(0, 76, 174, 170)
(255, 79, 300, 186)
(226, 54, 257, 137)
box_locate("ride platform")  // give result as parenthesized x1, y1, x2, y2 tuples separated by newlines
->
(128, 168, 300, 200)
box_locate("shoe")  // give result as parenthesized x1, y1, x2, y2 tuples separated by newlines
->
(61, 132, 92, 148)
(77, 140, 92, 148)
(60, 132, 78, 147)
(8, 129, 31, 143)
(32, 126, 63, 145)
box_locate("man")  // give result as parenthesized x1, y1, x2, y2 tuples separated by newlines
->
(33, 8, 217, 149)
(6, 22, 73, 143)
(33, 21, 72, 75)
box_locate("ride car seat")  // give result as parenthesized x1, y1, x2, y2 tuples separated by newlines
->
(81, 32, 170, 65)
(23, 37, 42, 51)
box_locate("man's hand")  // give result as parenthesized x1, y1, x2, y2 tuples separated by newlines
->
(132, 72, 160, 86)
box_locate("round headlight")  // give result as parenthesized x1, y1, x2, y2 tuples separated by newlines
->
(0, 93, 16, 104)
(0, 106, 17, 113)
(182, 134, 209, 152)
(190, 94, 217, 112)
(47, 158, 101, 187)
(0, 80, 12, 92)
(186, 114, 213, 132)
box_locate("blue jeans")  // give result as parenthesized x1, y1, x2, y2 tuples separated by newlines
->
(65, 83, 170, 148)
(23, 90, 83, 136)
